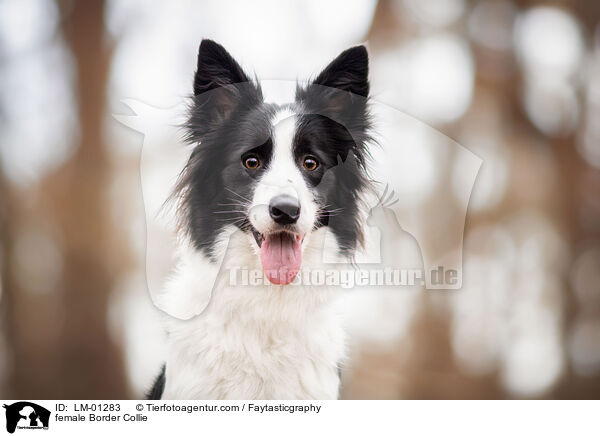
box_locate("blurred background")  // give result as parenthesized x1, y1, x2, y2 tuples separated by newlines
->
(1, 0, 600, 399)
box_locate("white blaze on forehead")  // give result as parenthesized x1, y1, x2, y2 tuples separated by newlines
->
(272, 107, 295, 125)
(248, 108, 318, 236)
(260, 113, 301, 199)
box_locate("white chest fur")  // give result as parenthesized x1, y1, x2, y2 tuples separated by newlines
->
(158, 227, 346, 400)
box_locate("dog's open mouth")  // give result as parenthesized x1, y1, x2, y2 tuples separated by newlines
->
(252, 229, 302, 285)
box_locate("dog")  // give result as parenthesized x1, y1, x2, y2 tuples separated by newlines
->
(149, 39, 372, 399)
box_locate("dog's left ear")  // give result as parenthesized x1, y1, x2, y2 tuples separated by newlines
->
(297, 45, 369, 121)
(311, 45, 369, 98)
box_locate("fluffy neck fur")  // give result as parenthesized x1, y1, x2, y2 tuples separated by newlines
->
(155, 39, 372, 400)
(157, 226, 346, 399)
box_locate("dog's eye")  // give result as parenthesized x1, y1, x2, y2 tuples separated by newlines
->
(243, 155, 260, 170)
(303, 156, 319, 171)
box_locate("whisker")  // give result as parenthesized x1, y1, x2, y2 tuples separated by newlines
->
(225, 187, 251, 203)
(215, 217, 248, 223)
(213, 210, 247, 214)
(319, 206, 345, 217)
(218, 202, 250, 207)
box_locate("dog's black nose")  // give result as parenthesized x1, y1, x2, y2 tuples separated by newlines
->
(269, 195, 300, 225)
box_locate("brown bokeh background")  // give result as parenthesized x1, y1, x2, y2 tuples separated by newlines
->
(1, 0, 599, 399)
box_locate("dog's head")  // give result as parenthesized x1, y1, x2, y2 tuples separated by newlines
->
(177, 39, 371, 285)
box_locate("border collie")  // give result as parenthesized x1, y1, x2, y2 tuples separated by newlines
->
(149, 39, 372, 400)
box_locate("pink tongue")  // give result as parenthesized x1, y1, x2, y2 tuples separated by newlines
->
(260, 233, 302, 285)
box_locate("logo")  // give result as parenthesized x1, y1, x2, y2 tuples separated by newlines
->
(2, 402, 50, 434)
(115, 81, 482, 319)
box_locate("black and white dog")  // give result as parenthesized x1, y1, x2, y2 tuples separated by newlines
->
(149, 39, 372, 399)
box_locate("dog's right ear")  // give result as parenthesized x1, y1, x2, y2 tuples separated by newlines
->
(194, 39, 249, 95)
(191, 40, 261, 126)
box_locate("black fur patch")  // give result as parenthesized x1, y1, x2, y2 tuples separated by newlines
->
(176, 39, 371, 259)
(294, 45, 372, 254)
(146, 364, 166, 400)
